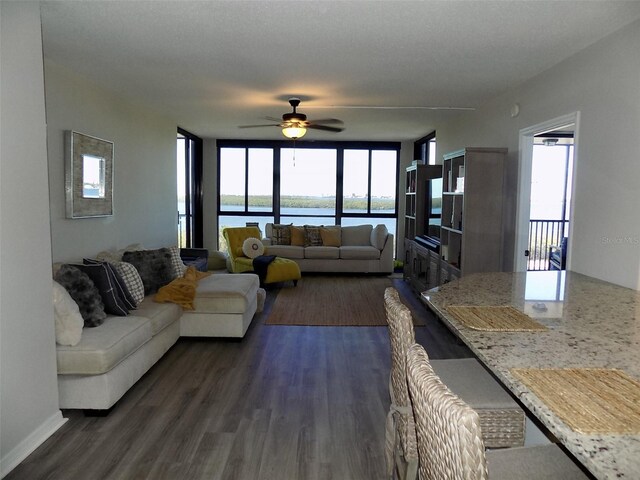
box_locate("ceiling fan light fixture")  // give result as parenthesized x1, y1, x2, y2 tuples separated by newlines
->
(282, 125, 306, 139)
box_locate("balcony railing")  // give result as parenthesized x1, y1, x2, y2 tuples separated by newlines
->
(178, 213, 188, 248)
(527, 219, 568, 271)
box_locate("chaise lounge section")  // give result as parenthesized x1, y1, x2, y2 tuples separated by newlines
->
(54, 246, 260, 411)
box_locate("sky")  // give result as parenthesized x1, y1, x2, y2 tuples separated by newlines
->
(530, 145, 574, 220)
(218, 147, 397, 198)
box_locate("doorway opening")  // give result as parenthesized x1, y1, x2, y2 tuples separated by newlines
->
(515, 113, 579, 272)
(528, 133, 574, 270)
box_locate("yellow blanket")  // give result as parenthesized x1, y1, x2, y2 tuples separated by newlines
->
(154, 266, 211, 310)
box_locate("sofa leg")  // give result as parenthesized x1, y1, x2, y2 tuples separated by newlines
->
(293, 280, 298, 287)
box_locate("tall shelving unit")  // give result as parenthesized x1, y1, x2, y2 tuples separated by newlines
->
(404, 164, 442, 240)
(440, 147, 507, 276)
(403, 164, 442, 292)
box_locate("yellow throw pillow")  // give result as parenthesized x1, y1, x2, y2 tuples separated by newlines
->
(320, 226, 341, 247)
(290, 226, 305, 246)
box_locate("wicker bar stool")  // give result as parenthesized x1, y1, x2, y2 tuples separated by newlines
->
(383, 288, 525, 480)
(406, 343, 588, 480)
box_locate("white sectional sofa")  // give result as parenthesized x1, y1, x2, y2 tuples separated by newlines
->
(262, 223, 394, 273)
(56, 265, 260, 411)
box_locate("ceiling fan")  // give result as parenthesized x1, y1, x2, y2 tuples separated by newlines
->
(239, 98, 344, 139)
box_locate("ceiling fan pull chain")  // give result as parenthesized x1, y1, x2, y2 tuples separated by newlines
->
(293, 140, 296, 167)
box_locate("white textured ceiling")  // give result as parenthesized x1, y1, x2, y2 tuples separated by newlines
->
(40, 0, 640, 141)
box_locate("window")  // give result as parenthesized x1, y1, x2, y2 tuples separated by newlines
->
(281, 148, 337, 223)
(217, 140, 399, 252)
(248, 149, 273, 212)
(343, 150, 369, 214)
(341, 149, 397, 238)
(177, 128, 203, 248)
(218, 147, 274, 249)
(414, 131, 437, 164)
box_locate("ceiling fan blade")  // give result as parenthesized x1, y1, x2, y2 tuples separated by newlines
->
(238, 124, 281, 129)
(306, 105, 475, 111)
(307, 124, 344, 133)
(264, 116, 283, 122)
(307, 118, 343, 125)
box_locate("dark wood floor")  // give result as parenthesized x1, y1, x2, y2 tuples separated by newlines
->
(7, 277, 471, 480)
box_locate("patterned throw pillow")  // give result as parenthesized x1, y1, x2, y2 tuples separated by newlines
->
(112, 261, 145, 305)
(54, 264, 107, 327)
(242, 237, 265, 259)
(271, 224, 292, 245)
(168, 245, 188, 279)
(304, 225, 323, 247)
(122, 248, 175, 295)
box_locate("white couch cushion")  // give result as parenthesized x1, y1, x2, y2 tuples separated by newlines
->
(370, 224, 389, 250)
(57, 316, 152, 375)
(341, 224, 373, 246)
(340, 246, 382, 260)
(265, 245, 305, 259)
(193, 273, 259, 314)
(305, 246, 340, 259)
(134, 297, 182, 335)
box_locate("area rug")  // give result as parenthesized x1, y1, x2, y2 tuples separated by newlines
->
(265, 275, 425, 326)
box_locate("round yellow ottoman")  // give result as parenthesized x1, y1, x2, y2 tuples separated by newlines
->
(263, 257, 301, 286)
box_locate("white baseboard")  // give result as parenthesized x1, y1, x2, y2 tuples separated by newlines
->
(1, 411, 67, 478)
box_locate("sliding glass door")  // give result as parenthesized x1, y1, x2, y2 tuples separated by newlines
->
(177, 128, 203, 247)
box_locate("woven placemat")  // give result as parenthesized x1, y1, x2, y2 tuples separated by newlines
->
(511, 368, 640, 435)
(446, 305, 547, 331)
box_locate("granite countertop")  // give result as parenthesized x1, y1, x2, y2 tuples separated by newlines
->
(422, 271, 640, 480)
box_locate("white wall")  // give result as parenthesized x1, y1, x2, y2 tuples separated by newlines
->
(44, 61, 178, 262)
(0, 3, 66, 476)
(435, 19, 640, 289)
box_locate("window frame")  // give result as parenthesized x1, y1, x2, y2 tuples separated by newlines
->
(177, 127, 203, 247)
(217, 139, 400, 242)
(414, 131, 436, 164)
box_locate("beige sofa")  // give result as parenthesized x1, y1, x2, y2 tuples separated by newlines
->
(262, 223, 394, 273)
(57, 268, 260, 411)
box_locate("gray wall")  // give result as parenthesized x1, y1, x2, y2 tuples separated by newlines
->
(45, 61, 178, 262)
(202, 138, 218, 251)
(434, 19, 640, 289)
(0, 2, 65, 476)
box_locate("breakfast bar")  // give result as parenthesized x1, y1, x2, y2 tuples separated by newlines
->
(422, 271, 640, 480)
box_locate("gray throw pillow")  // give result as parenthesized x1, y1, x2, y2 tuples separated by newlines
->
(122, 248, 175, 295)
(54, 264, 107, 327)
